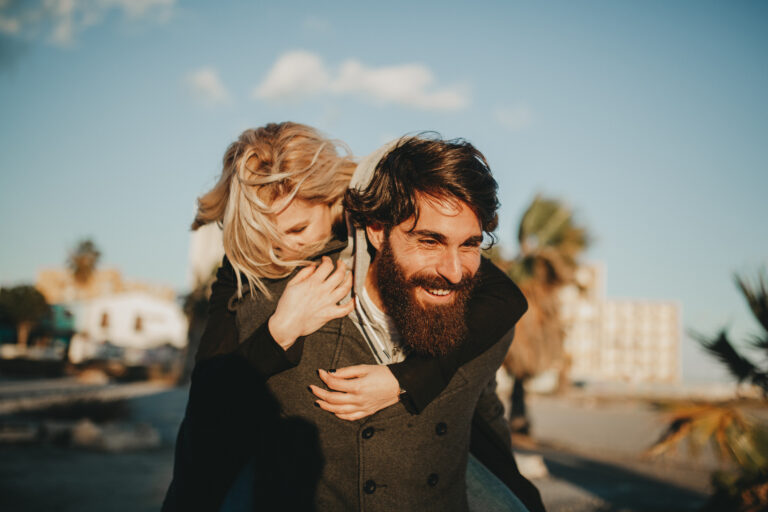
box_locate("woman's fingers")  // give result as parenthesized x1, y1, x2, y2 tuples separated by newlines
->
(288, 264, 317, 285)
(311, 256, 335, 281)
(309, 384, 358, 406)
(323, 300, 355, 322)
(325, 365, 369, 379)
(335, 413, 365, 421)
(322, 259, 347, 288)
(338, 299, 356, 317)
(330, 271, 353, 299)
(317, 369, 359, 392)
(315, 400, 359, 415)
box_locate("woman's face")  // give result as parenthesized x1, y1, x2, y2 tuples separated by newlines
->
(274, 197, 333, 259)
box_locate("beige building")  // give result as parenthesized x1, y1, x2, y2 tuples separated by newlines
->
(560, 264, 681, 384)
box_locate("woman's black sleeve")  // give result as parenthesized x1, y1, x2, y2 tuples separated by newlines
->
(389, 256, 528, 412)
(194, 257, 304, 377)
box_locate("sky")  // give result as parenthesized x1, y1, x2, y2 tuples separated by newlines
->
(0, 0, 766, 383)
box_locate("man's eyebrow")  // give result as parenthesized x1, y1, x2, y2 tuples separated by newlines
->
(463, 235, 484, 246)
(408, 230, 447, 243)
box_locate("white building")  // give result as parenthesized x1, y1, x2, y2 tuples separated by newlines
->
(561, 264, 681, 384)
(68, 292, 187, 364)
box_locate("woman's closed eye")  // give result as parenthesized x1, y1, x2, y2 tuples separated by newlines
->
(286, 224, 308, 234)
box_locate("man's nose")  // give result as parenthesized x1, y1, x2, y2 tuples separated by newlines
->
(436, 250, 463, 284)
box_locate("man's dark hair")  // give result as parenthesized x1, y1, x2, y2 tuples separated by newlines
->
(344, 135, 499, 239)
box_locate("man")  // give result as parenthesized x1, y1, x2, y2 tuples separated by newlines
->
(231, 136, 542, 511)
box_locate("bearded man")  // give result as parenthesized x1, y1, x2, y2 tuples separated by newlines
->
(221, 136, 540, 511)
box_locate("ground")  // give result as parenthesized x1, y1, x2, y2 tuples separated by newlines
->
(0, 379, 741, 512)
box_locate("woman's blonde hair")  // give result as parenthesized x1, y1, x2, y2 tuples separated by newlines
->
(192, 122, 356, 298)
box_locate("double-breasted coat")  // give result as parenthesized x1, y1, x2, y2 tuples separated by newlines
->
(233, 253, 517, 512)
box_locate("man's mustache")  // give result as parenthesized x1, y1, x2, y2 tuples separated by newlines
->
(407, 272, 476, 293)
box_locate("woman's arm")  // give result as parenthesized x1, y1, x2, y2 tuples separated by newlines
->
(195, 256, 353, 378)
(194, 257, 298, 377)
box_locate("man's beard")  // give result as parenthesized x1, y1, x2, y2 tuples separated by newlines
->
(373, 238, 476, 356)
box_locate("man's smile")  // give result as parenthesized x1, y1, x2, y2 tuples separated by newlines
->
(415, 286, 456, 305)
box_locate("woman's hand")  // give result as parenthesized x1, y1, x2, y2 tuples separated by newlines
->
(268, 256, 354, 350)
(310, 365, 402, 421)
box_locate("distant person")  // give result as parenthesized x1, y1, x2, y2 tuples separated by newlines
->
(163, 123, 544, 511)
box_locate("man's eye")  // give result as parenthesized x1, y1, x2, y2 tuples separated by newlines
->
(419, 239, 439, 246)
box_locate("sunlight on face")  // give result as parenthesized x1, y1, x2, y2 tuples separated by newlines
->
(273, 197, 333, 259)
(366, 194, 483, 310)
(388, 196, 482, 307)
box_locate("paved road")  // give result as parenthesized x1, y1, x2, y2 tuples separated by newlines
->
(0, 382, 733, 512)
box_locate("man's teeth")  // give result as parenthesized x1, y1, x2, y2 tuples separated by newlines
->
(427, 288, 451, 296)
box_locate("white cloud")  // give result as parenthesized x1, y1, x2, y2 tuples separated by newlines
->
(186, 67, 231, 106)
(254, 50, 470, 112)
(495, 104, 534, 132)
(332, 59, 468, 111)
(254, 50, 330, 100)
(0, 0, 176, 46)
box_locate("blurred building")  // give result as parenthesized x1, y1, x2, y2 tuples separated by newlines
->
(560, 264, 681, 384)
(67, 292, 187, 364)
(35, 268, 186, 364)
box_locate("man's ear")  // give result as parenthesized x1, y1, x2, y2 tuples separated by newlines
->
(366, 223, 386, 251)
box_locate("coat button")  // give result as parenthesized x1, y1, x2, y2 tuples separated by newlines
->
(362, 427, 375, 439)
(363, 479, 377, 494)
(435, 422, 448, 436)
(427, 473, 439, 487)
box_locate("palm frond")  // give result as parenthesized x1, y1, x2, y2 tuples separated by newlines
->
(735, 271, 768, 334)
(748, 334, 768, 351)
(645, 417, 692, 458)
(692, 329, 759, 384)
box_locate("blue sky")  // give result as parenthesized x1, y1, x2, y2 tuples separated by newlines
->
(1, 0, 766, 382)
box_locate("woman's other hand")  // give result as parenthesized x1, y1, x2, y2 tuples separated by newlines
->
(268, 256, 354, 350)
(310, 365, 402, 421)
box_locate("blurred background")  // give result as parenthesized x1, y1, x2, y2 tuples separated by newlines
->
(1, 1, 767, 511)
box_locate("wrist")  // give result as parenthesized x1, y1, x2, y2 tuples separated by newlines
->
(268, 315, 297, 351)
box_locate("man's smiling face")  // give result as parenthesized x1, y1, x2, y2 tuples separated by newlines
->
(366, 193, 483, 355)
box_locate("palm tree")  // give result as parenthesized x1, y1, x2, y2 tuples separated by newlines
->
(648, 271, 768, 511)
(698, 272, 768, 396)
(0, 285, 50, 348)
(496, 195, 589, 434)
(67, 239, 101, 286)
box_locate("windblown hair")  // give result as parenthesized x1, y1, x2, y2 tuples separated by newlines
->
(192, 122, 356, 297)
(344, 135, 499, 240)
